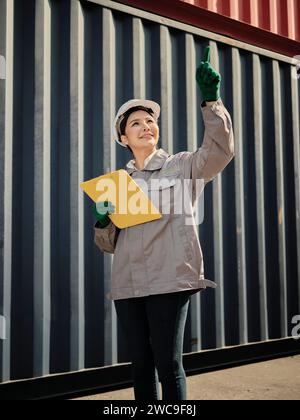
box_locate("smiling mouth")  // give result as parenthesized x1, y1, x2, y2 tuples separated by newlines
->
(141, 134, 153, 138)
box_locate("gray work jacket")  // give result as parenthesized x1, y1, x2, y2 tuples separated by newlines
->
(94, 99, 234, 300)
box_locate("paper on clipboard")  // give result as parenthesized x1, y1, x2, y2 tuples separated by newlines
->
(80, 169, 162, 229)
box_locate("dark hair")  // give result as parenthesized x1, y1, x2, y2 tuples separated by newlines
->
(119, 106, 155, 152)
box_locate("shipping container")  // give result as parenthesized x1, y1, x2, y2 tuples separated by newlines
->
(0, 0, 299, 399)
(182, 0, 300, 41)
(116, 0, 300, 57)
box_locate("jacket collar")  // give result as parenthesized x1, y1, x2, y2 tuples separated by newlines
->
(125, 148, 170, 174)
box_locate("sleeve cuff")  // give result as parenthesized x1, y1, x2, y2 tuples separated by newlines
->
(201, 100, 219, 108)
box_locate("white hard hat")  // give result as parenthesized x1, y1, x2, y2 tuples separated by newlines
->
(113, 99, 160, 148)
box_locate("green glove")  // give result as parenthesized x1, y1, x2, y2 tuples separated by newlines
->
(93, 200, 115, 228)
(196, 46, 221, 101)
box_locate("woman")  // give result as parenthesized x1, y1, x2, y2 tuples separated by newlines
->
(93, 47, 234, 400)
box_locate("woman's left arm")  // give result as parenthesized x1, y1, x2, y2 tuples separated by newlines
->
(175, 99, 234, 184)
(174, 47, 234, 183)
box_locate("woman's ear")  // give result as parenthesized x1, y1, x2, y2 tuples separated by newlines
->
(120, 134, 128, 147)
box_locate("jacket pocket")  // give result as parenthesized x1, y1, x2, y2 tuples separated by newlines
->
(147, 175, 181, 215)
(147, 177, 177, 190)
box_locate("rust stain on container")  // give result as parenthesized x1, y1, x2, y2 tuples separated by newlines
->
(278, 207, 283, 225)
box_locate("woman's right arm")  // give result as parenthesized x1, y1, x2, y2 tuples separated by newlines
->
(94, 220, 120, 254)
(93, 201, 119, 254)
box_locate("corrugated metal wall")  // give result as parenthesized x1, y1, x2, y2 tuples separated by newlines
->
(182, 0, 300, 41)
(0, 0, 299, 383)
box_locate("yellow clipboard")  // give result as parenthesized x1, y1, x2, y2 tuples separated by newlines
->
(80, 169, 162, 229)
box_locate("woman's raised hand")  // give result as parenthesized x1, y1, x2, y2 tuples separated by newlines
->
(196, 46, 221, 101)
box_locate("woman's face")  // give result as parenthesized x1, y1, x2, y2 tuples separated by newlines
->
(120, 110, 159, 152)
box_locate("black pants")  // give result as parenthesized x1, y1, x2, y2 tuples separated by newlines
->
(114, 291, 190, 401)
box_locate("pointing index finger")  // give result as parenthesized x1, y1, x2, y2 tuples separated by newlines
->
(203, 46, 210, 63)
